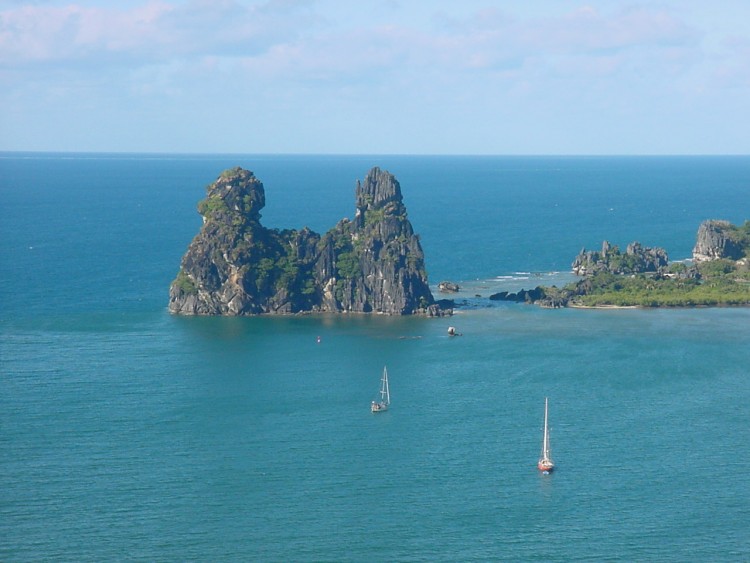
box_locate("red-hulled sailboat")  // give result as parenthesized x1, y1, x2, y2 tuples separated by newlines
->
(537, 397, 555, 473)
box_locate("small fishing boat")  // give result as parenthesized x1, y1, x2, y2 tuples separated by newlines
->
(537, 397, 555, 473)
(371, 366, 390, 413)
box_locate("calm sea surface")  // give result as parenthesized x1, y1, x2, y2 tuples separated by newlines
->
(1, 154, 749, 561)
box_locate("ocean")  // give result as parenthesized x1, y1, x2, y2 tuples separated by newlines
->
(1, 153, 749, 561)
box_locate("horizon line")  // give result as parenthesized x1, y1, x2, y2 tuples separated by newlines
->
(1, 150, 749, 158)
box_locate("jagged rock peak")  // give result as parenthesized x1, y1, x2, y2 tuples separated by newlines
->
(353, 167, 409, 232)
(692, 220, 745, 262)
(356, 167, 405, 209)
(572, 240, 668, 276)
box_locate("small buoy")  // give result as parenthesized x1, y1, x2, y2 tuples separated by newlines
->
(316, 336, 321, 343)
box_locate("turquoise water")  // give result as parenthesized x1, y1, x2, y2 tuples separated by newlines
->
(1, 154, 749, 561)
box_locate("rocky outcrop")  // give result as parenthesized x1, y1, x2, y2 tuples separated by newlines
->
(438, 281, 460, 293)
(572, 240, 668, 276)
(489, 287, 545, 303)
(692, 220, 747, 263)
(169, 167, 450, 316)
(488, 286, 569, 308)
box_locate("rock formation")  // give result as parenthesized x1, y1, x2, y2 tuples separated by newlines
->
(491, 219, 749, 309)
(692, 220, 747, 263)
(572, 240, 668, 276)
(489, 287, 546, 303)
(169, 166, 450, 316)
(438, 281, 460, 293)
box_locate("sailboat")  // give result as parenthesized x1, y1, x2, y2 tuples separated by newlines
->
(537, 397, 555, 473)
(371, 366, 390, 413)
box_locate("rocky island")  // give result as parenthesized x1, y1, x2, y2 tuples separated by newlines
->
(491, 219, 750, 308)
(169, 167, 451, 316)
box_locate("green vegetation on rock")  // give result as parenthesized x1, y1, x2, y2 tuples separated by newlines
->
(725, 220, 750, 254)
(336, 251, 360, 280)
(197, 196, 229, 218)
(172, 269, 198, 295)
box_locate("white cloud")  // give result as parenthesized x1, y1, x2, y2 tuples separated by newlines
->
(0, 0, 315, 66)
(1, 1, 748, 153)
(0, 2, 699, 72)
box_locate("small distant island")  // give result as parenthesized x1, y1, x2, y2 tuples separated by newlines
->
(169, 167, 451, 316)
(492, 219, 750, 308)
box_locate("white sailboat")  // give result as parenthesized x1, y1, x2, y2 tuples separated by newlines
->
(371, 366, 390, 413)
(537, 397, 555, 473)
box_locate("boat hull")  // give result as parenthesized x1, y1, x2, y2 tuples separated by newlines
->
(537, 460, 554, 472)
(371, 402, 388, 413)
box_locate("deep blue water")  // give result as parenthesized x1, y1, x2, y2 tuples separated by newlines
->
(1, 154, 749, 561)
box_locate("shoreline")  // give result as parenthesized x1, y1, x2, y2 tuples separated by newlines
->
(566, 303, 638, 309)
(564, 302, 750, 310)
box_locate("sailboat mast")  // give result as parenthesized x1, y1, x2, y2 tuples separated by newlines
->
(383, 366, 390, 405)
(542, 397, 549, 458)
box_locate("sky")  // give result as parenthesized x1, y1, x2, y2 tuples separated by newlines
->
(1, 0, 749, 154)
